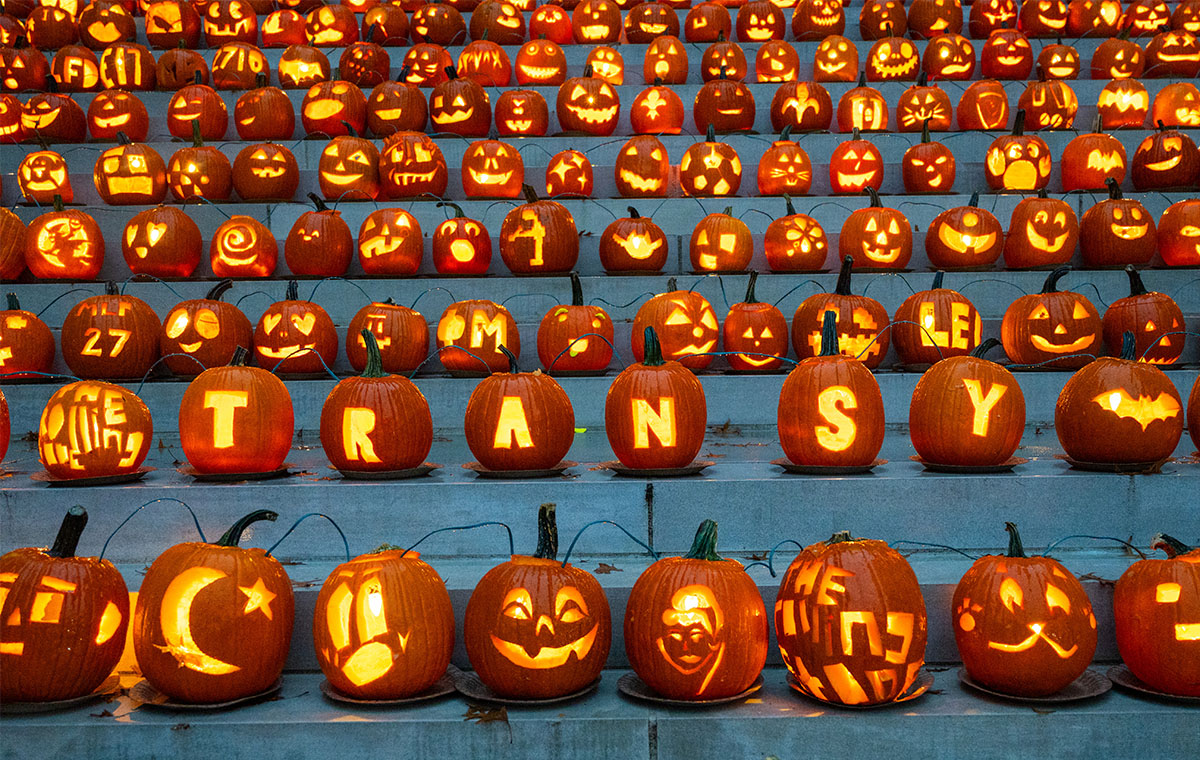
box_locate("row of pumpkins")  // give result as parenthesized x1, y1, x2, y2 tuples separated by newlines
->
(2, 502, 1198, 707)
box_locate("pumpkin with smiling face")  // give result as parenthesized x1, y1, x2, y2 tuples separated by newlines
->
(530, 5, 573, 44)
(305, 4, 359, 46)
(840, 188, 912, 270)
(925, 193, 1004, 270)
(318, 134, 380, 201)
(1132, 122, 1200, 190)
(1145, 28, 1200, 78)
(285, 194, 353, 277)
(625, 1, 680, 43)
(204, 0, 258, 46)
(735, 0, 785, 42)
(755, 39, 799, 83)
(22, 85, 87, 144)
(586, 46, 625, 85)
(253, 281, 338, 375)
(572, 0, 622, 44)
(379, 131, 448, 199)
(954, 523, 1097, 697)
(614, 134, 670, 198)
(1091, 34, 1145, 79)
(985, 110, 1052, 191)
(234, 76, 295, 140)
(412, 2, 467, 45)
(557, 67, 620, 136)
(159, 282, 252, 378)
(366, 72, 428, 136)
(700, 34, 747, 82)
(902, 121, 956, 193)
(865, 30, 921, 82)
(1079, 180, 1157, 268)
(599, 207, 668, 274)
(400, 43, 454, 88)
(1037, 41, 1080, 79)
(1102, 266, 1185, 366)
(981, 27, 1034, 80)
(723, 272, 787, 372)
(1121, 0, 1171, 37)
(495, 90, 548, 137)
(1152, 82, 1200, 128)
(694, 67, 755, 133)
(829, 129, 883, 194)
(1157, 199, 1200, 267)
(1018, 0, 1068, 36)
(792, 0, 845, 40)
(632, 280, 720, 371)
(813, 35, 859, 83)
(792, 256, 891, 369)
(923, 32, 976, 80)
(166, 76, 228, 141)
(514, 38, 567, 86)
(1001, 267, 1100, 369)
(462, 139, 524, 199)
(429, 67, 491, 136)
(897, 73, 952, 131)
(1003, 190, 1078, 269)
(758, 125, 813, 196)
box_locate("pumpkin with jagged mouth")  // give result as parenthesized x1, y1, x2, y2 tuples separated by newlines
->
(616, 135, 669, 196)
(924, 33, 975, 79)
(515, 40, 567, 85)
(867, 35, 920, 81)
(573, 0, 622, 42)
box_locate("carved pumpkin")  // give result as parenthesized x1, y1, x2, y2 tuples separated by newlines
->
(813, 35, 859, 83)
(514, 38, 567, 86)
(462, 138, 524, 198)
(253, 281, 338, 376)
(859, 0, 907, 40)
(470, 0, 525, 44)
(537, 273, 613, 373)
(866, 29, 921, 82)
(1121, 0, 1171, 36)
(277, 44, 331, 89)
(25, 7, 77, 51)
(500, 185, 578, 274)
(0, 293, 54, 378)
(792, 256, 891, 369)
(909, 0, 963, 39)
(99, 42, 156, 91)
(338, 35, 390, 88)
(283, 195, 353, 276)
(366, 71, 428, 136)
(680, 125, 742, 197)
(1019, 0, 1068, 36)
(160, 280, 253, 377)
(38, 380, 152, 479)
(1003, 190, 1078, 268)
(1037, 41, 1080, 80)
(87, 89, 148, 141)
(401, 43, 454, 88)
(51, 45, 100, 93)
(836, 73, 888, 132)
(458, 37, 511, 87)
(765, 196, 828, 272)
(1157, 198, 1200, 267)
(958, 78, 1010, 130)
(985, 110, 1051, 190)
(925, 193, 1004, 269)
(684, 1, 731, 42)
(1, 37, 49, 92)
(700, 34, 747, 81)
(902, 120, 956, 192)
(1097, 78, 1149, 130)
(625, 0, 679, 42)
(1102, 266, 1185, 366)
(970, 0, 1019, 37)
(768, 81, 832, 133)
(631, 80, 684, 134)
(302, 80, 367, 137)
(380, 130, 448, 199)
(546, 150, 592, 199)
(1152, 82, 1200, 128)
(18, 147, 71, 205)
(600, 207, 668, 273)
(233, 77, 294, 141)
(306, 4, 359, 46)
(757, 125, 813, 196)
(145, 1, 203, 49)
(432, 202, 492, 275)
(614, 135, 670, 198)
(923, 32, 976, 80)
(735, 0, 784, 41)
(1132, 122, 1200, 190)
(166, 123, 232, 202)
(1091, 34, 1146, 79)
(792, 0, 844, 40)
(436, 299, 520, 375)
(361, 5, 409, 45)
(412, 2, 467, 45)
(357, 207, 423, 275)
(1061, 116, 1126, 192)
(346, 300, 429, 374)
(211, 215, 278, 278)
(717, 272, 784, 372)
(1001, 267, 1100, 369)
(1079, 179, 1157, 268)
(1067, 0, 1122, 37)
(897, 73, 952, 131)
(22, 84, 87, 143)
(318, 133, 380, 201)
(233, 142, 299, 201)
(694, 67, 755, 133)
(60, 282, 159, 380)
(557, 67, 620, 136)
(840, 188, 911, 270)
(24, 198, 104, 280)
(122, 204, 201, 278)
(572, 0, 621, 43)
(530, 5, 573, 44)
(893, 271, 982, 367)
(980, 27, 1034, 79)
(262, 10, 309, 47)
(632, 281, 720, 371)
(690, 207, 752, 273)
(429, 66, 491, 136)
(643, 35, 687, 84)
(1017, 70, 1078, 130)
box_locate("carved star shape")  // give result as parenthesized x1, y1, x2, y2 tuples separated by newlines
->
(239, 577, 276, 620)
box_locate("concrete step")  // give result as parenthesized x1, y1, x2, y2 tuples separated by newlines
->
(2, 668, 1198, 760)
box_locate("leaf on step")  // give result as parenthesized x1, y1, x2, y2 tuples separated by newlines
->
(171, 723, 190, 731)
(700, 452, 726, 459)
(1076, 573, 1116, 587)
(89, 709, 113, 718)
(1031, 707, 1056, 716)
(291, 578, 320, 588)
(749, 552, 767, 561)
(464, 703, 513, 741)
(595, 563, 622, 574)
(927, 689, 944, 695)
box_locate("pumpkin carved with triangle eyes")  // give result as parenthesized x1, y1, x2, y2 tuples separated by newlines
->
(1001, 267, 1100, 369)
(632, 282, 720, 370)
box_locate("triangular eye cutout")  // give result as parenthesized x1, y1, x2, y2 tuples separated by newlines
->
(1029, 305, 1050, 320)
(1071, 301, 1090, 319)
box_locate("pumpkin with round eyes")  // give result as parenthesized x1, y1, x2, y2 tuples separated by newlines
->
(284, 194, 354, 276)
(166, 123, 233, 202)
(894, 271, 983, 368)
(500, 185, 579, 274)
(765, 196, 828, 272)
(926, 193, 1004, 270)
(923, 32, 976, 80)
(860, 0, 907, 40)
(233, 142, 299, 201)
(836, 73, 888, 131)
(643, 35, 687, 84)
(78, 1, 135, 49)
(556, 67, 620, 136)
(360, 5, 409, 45)
(462, 138, 524, 199)
(160, 280, 253, 377)
(1001, 267, 1099, 368)
(51, 45, 100, 93)
(600, 207, 668, 273)
(958, 78, 1009, 130)
(1134, 123, 1200, 192)
(302, 79, 367, 137)
(909, 0, 963, 39)
(530, 5, 573, 44)
(18, 148, 72, 205)
(1152, 82, 1200, 128)
(210, 215, 278, 278)
(1113, 534, 1200, 697)
(544, 149, 593, 198)
(0, 212, 29, 281)
(840, 188, 912, 271)
(346, 300, 429, 374)
(586, 45, 625, 85)
(465, 504, 611, 699)
(694, 67, 755, 133)
(234, 76, 295, 140)
(145, 1, 204, 49)
(1080, 179, 1157, 268)
(366, 71, 428, 136)
(537, 273, 614, 373)
(980, 27, 1034, 79)
(1067, 0, 1122, 37)
(1121, 0, 1171, 36)
(470, 0, 526, 44)
(1037, 41, 1080, 79)
(791, 258, 891, 369)
(400, 43, 454, 88)
(813, 35, 859, 83)
(690, 207, 752, 273)
(1061, 117, 1125, 192)
(722, 272, 787, 372)
(430, 202, 493, 275)
(305, 3, 359, 46)
(700, 34, 747, 82)
(457, 37, 511, 87)
(93, 136, 168, 206)
(436, 299, 520, 375)
(829, 129, 883, 194)
(204, 0, 258, 46)
(24, 198, 105, 280)
(1145, 29, 1200, 78)
(679, 125, 742, 197)
(625, 1, 680, 43)
(261, 10, 309, 47)
(380, 131, 448, 199)
(61, 283, 161, 381)
(754, 39, 798, 83)
(954, 523, 1097, 696)
(2, 37, 49, 92)
(1102, 266, 1184, 366)
(631, 80, 684, 134)
(22, 85, 87, 143)
(866, 30, 921, 82)
(632, 281, 720, 371)
(277, 44, 331, 89)
(758, 125, 813, 196)
(684, 2, 731, 43)
(735, 0, 785, 42)
(25, 7, 77, 51)
(792, 0, 845, 40)
(356, 207, 423, 275)
(1017, 70, 1078, 130)
(897, 72, 952, 131)
(1096, 78, 1149, 130)
(166, 76, 228, 141)
(494, 90, 547, 137)
(209, 42, 269, 91)
(318, 133, 380, 201)
(1018, 0, 1068, 37)
(1157, 198, 1200, 267)
(412, 2, 467, 45)
(571, 0, 621, 42)
(1003, 191, 1078, 269)
(769, 81, 832, 133)
(1090, 34, 1145, 79)
(614, 134, 669, 198)
(253, 281, 338, 375)
(338, 35, 390, 88)
(985, 110, 1052, 190)
(902, 121, 956, 192)
(514, 38, 567, 86)
(0, 292, 54, 377)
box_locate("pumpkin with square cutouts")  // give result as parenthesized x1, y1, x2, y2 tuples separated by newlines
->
(346, 300, 429, 374)
(1102, 266, 1184, 366)
(893, 272, 982, 367)
(980, 27, 1034, 79)
(723, 272, 787, 372)
(700, 34, 746, 81)
(765, 197, 828, 272)
(436, 299, 520, 375)
(923, 32, 976, 80)
(1132, 122, 1200, 190)
(616, 136, 670, 199)
(836, 74, 888, 132)
(210, 215, 278, 278)
(792, 256, 891, 370)
(690, 207, 751, 273)
(1080, 179, 1157, 268)
(1001, 267, 1100, 369)
(537, 274, 613, 374)
(600, 207, 668, 273)
(233, 142, 299, 201)
(253, 281, 337, 375)
(38, 381, 152, 479)
(60, 283, 160, 381)
(902, 121, 956, 192)
(160, 280, 253, 377)
(167, 123, 232, 202)
(813, 35, 859, 83)
(0, 507, 130, 702)
(680, 125, 742, 197)
(632, 80, 684, 134)
(925, 193, 1003, 270)
(24, 198, 104, 281)
(122, 205, 201, 278)
(1157, 199, 1200, 267)
(1003, 190, 1077, 269)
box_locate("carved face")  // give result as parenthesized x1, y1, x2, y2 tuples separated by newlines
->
(814, 36, 858, 81)
(401, 43, 453, 87)
(461, 140, 523, 198)
(830, 141, 883, 193)
(95, 145, 166, 203)
(381, 132, 447, 197)
(1098, 80, 1149, 129)
(724, 303, 787, 369)
(1124, 0, 1171, 34)
(558, 78, 620, 135)
(1039, 44, 1080, 79)
(897, 86, 951, 131)
(243, 144, 293, 180)
(701, 41, 746, 80)
(851, 209, 910, 265)
(573, 0, 621, 42)
(205, 0, 257, 43)
(488, 581, 601, 670)
(434, 217, 491, 273)
(1154, 83, 1200, 127)
(1023, 0, 1068, 32)
(795, 0, 845, 39)
(759, 143, 813, 194)
(986, 136, 1052, 190)
(924, 33, 975, 79)
(1095, 39, 1144, 79)
(306, 4, 357, 46)
(737, 2, 784, 41)
(656, 585, 723, 676)
(867, 37, 919, 80)
(163, 304, 224, 356)
(88, 90, 143, 138)
(515, 40, 567, 85)
(860, 0, 906, 38)
(756, 39, 799, 82)
(0, 95, 23, 140)
(19, 151, 70, 199)
(626, 1, 678, 40)
(931, 208, 1002, 261)
(358, 209, 421, 268)
(1019, 296, 1099, 355)
(586, 46, 624, 85)
(645, 37, 686, 82)
(679, 141, 742, 197)
(807, 304, 886, 361)
(656, 295, 719, 359)
(614, 136, 669, 196)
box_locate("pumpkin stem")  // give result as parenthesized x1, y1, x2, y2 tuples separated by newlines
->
(1012, 109, 1026, 136)
(834, 255, 854, 296)
(521, 183, 538, 204)
(654, 76, 663, 86)
(230, 346, 250, 366)
(921, 118, 931, 144)
(666, 277, 677, 292)
(1090, 112, 1102, 134)
(1105, 176, 1122, 200)
(191, 119, 203, 148)
(307, 192, 328, 212)
(255, 72, 267, 89)
(917, 70, 928, 87)
(642, 326, 665, 366)
(865, 186, 882, 208)
(1157, 119, 1166, 132)
(193, 70, 201, 85)
(826, 530, 855, 545)
(1151, 533, 1193, 558)
(117, 131, 130, 145)
(743, 271, 759, 304)
(779, 124, 792, 141)
(970, 338, 1003, 359)
(1120, 331, 1136, 361)
(205, 279, 234, 301)
(967, 191, 980, 208)
(719, 64, 727, 80)
(340, 120, 357, 138)
(583, 64, 594, 77)
(45, 74, 59, 92)
(47, 506, 88, 559)
(783, 193, 796, 216)
(499, 343, 520, 374)
(365, 23, 377, 43)
(932, 270, 944, 290)
(444, 65, 458, 80)
(627, 206, 640, 219)
(438, 201, 465, 218)
(1039, 266, 1070, 294)
(1004, 521, 1026, 558)
(52, 194, 65, 212)
(6, 293, 20, 311)
(706, 123, 716, 143)
(533, 503, 558, 560)
(818, 308, 840, 357)
(856, 71, 866, 88)
(852, 126, 860, 141)
(722, 205, 733, 217)
(683, 519, 722, 561)
(569, 272, 584, 306)
(398, 64, 411, 82)
(360, 329, 386, 378)
(214, 510, 279, 547)
(104, 281, 119, 296)
(285, 279, 299, 301)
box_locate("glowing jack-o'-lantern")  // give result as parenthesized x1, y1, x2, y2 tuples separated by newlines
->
(465, 504, 611, 698)
(700, 34, 747, 81)
(1037, 41, 1080, 80)
(51, 45, 100, 93)
(122, 205, 201, 278)
(254, 282, 338, 377)
(923, 32, 976, 80)
(537, 274, 613, 373)
(836, 73, 888, 132)
(685, 2, 732, 43)
(1113, 534, 1200, 697)
(530, 5, 573, 44)
(954, 523, 1096, 697)
(306, 4, 359, 46)
(1017, 71, 1078, 130)
(985, 110, 1051, 190)
(793, 0, 845, 40)
(233, 142, 298, 201)
(1132, 122, 1200, 190)
(1152, 82, 1200, 128)
(380, 131, 448, 199)
(572, 0, 622, 43)
(38, 381, 152, 479)
(158, 47, 210, 95)
(1091, 34, 1145, 79)
(758, 126, 813, 196)
(318, 134, 380, 201)
(1122, 0, 1171, 36)
(366, 72, 428, 136)
(765, 196, 828, 272)
(277, 44, 330, 88)
(1097, 79, 1149, 130)
(145, 1, 204, 49)
(431, 203, 492, 275)
(470, 0, 526, 45)
(1102, 267, 1185, 366)
(632, 281, 719, 371)
(0, 507, 130, 703)
(792, 256, 891, 369)
(313, 547, 451, 699)
(926, 193, 1004, 270)
(87, 89, 148, 141)
(643, 35, 687, 84)
(626, 519, 766, 700)
(25, 7, 77, 52)
(557, 67, 620, 136)
(778, 309, 884, 463)
(736, 0, 785, 41)
(909, 0, 963, 39)
(860, 0, 908, 40)
(167, 123, 232, 202)
(1157, 199, 1200, 267)
(1067, 0, 1122, 37)
(338, 35, 390, 88)
(133, 511, 294, 704)
(632, 81, 684, 134)
(1003, 191, 1078, 268)
(262, 10, 308, 47)
(462, 138, 524, 198)
(958, 78, 1009, 130)
(1056, 331, 1183, 463)
(866, 30, 921, 82)
(515, 38, 567, 86)
(600, 207, 669, 273)
(166, 76, 228, 141)
(18, 147, 71, 204)
(458, 37, 511, 87)
(346, 301, 429, 375)
(233, 77, 294, 141)
(500, 185, 579, 274)
(0, 294, 55, 379)
(1080, 179, 1157, 268)
(61, 283, 161, 381)
(0, 94, 27, 143)
(204, 0, 258, 46)
(430, 67, 491, 137)
(23, 199, 103, 281)
(1174, 0, 1200, 33)
(356, 208, 422, 275)
(284, 195, 353, 277)
(1018, 0, 1068, 36)
(813, 35, 860, 83)
(160, 281, 252, 377)
(98, 41, 156, 91)
(412, 2, 466, 46)
(614, 135, 669, 198)
(1001, 267, 1100, 369)
(897, 73, 952, 131)
(436, 299, 520, 375)
(840, 188, 912, 270)
(722, 272, 787, 372)
(690, 207, 752, 273)
(625, 1, 679, 43)
(776, 532, 927, 706)
(302, 80, 367, 137)
(755, 39, 799, 83)
(902, 120, 956, 192)
(969, 0, 1019, 37)
(829, 130, 883, 194)
(980, 27, 1034, 80)
(1061, 117, 1126, 192)
(401, 43, 454, 88)
(680, 125, 742, 197)
(210, 215, 277, 278)
(893, 271, 982, 367)
(769, 81, 832, 132)
(2, 38, 50, 93)
(22, 86, 87, 143)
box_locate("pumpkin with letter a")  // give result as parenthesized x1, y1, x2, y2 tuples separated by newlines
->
(953, 522, 1097, 697)
(792, 256, 891, 370)
(38, 381, 153, 480)
(893, 271, 982, 366)
(436, 299, 520, 375)
(607, 327, 707, 470)
(626, 519, 767, 700)
(465, 503, 611, 699)
(537, 274, 613, 374)
(775, 532, 927, 706)
(160, 280, 253, 377)
(925, 193, 1003, 270)
(313, 546, 453, 700)
(723, 272, 787, 372)
(778, 310, 884, 467)
(0, 294, 55, 379)
(1113, 534, 1200, 696)
(1102, 267, 1184, 366)
(134, 511, 294, 704)
(1001, 267, 1099, 369)
(61, 282, 160, 381)
(320, 331, 432, 473)
(1055, 332, 1183, 464)
(910, 339, 1025, 466)
(178, 347, 295, 475)
(464, 346, 575, 472)
(0, 507, 129, 702)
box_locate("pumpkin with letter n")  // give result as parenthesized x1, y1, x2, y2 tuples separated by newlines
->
(953, 522, 1097, 697)
(625, 519, 767, 700)
(1000, 267, 1100, 369)
(1113, 534, 1200, 697)
(775, 532, 927, 706)
(1055, 332, 1184, 465)
(133, 510, 294, 704)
